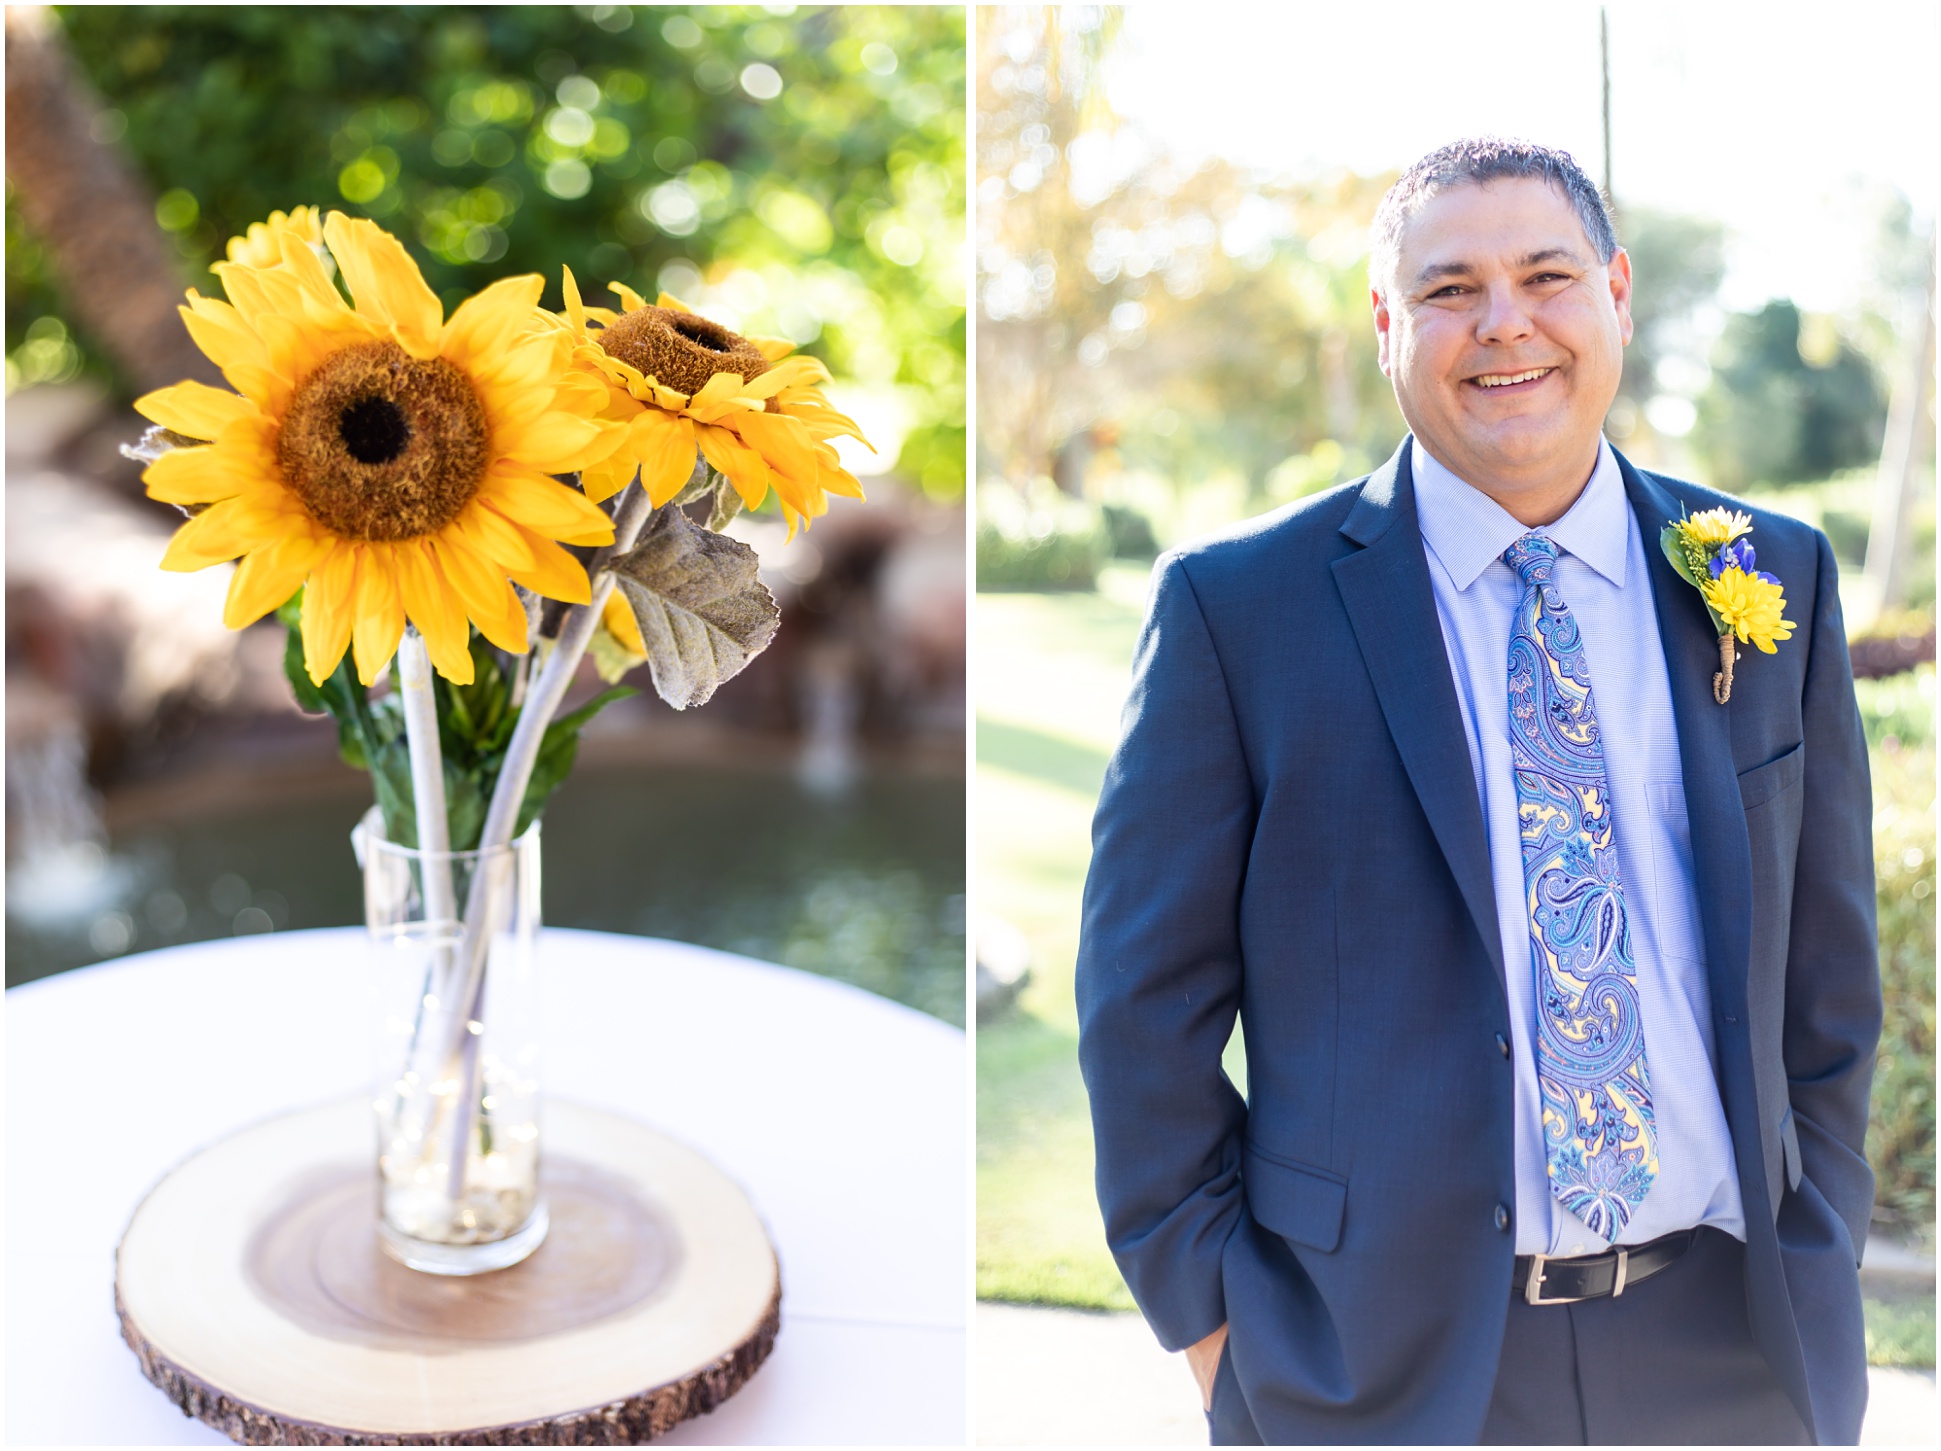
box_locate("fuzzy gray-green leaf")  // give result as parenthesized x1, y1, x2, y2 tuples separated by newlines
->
(609, 505, 780, 710)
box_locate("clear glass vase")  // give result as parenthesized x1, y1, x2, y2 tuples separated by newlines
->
(355, 806, 547, 1275)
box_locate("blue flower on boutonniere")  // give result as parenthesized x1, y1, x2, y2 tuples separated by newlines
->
(1658, 507, 1797, 705)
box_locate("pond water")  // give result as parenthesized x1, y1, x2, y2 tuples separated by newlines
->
(5, 763, 967, 1026)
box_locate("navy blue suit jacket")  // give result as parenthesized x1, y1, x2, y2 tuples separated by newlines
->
(1076, 440, 1880, 1443)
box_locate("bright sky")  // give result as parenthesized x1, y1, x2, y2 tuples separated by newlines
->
(1105, 0, 1936, 316)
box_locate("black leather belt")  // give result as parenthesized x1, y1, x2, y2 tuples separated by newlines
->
(1512, 1228, 1698, 1305)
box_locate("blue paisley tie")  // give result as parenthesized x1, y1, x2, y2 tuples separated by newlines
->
(1504, 533, 1658, 1239)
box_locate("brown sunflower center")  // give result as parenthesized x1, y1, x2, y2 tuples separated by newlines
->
(277, 340, 490, 542)
(596, 305, 769, 397)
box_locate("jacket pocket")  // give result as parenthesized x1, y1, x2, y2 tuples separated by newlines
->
(1737, 742, 1804, 811)
(1243, 1143, 1347, 1252)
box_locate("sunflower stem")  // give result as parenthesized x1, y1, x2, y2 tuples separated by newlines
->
(433, 476, 655, 1201)
(396, 629, 456, 908)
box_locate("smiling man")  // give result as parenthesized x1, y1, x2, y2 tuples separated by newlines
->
(1076, 139, 1879, 1444)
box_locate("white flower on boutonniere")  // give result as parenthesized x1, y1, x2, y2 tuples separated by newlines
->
(1659, 508, 1797, 705)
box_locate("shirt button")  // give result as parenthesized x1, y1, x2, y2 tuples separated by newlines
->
(1495, 1204, 1512, 1232)
(1495, 1033, 1511, 1059)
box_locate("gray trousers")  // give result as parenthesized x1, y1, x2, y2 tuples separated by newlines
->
(1208, 1228, 1815, 1445)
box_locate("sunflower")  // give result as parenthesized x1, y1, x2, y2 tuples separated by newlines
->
(551, 269, 871, 535)
(1702, 567, 1796, 654)
(136, 211, 623, 687)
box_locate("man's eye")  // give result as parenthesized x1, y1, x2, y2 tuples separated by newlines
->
(1429, 285, 1465, 298)
(1529, 273, 1569, 285)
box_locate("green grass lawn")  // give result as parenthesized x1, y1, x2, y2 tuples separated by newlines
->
(976, 564, 1149, 1309)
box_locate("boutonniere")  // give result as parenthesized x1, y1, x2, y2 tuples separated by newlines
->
(1659, 508, 1797, 704)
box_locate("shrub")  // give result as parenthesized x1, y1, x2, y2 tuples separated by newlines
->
(976, 480, 1109, 590)
(1858, 667, 1936, 1242)
(1100, 502, 1159, 560)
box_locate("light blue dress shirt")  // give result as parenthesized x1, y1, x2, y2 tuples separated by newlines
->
(1411, 438, 1747, 1256)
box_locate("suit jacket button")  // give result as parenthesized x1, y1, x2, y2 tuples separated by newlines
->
(1495, 1204, 1512, 1232)
(1494, 1033, 1510, 1059)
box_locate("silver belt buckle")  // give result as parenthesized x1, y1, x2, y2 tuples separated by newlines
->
(1524, 1247, 1627, 1305)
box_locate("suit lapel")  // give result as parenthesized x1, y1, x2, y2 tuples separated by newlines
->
(1332, 440, 1507, 999)
(1618, 455, 1754, 1025)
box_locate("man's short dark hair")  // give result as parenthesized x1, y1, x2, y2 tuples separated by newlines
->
(1370, 138, 1617, 290)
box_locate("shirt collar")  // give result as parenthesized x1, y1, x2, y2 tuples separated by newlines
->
(1411, 436, 1628, 591)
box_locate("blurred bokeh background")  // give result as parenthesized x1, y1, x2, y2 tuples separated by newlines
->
(973, 0, 1935, 1407)
(5, 4, 967, 1024)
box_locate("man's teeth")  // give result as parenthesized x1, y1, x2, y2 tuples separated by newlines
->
(1475, 368, 1551, 387)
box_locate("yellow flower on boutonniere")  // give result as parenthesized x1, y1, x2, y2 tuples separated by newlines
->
(1660, 508, 1796, 704)
(1702, 565, 1795, 654)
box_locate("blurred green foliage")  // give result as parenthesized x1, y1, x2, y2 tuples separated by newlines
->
(6, 4, 965, 496)
(975, 480, 1108, 589)
(1692, 298, 1887, 496)
(1858, 666, 1936, 1242)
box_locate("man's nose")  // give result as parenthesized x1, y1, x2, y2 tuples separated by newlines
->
(1476, 283, 1535, 346)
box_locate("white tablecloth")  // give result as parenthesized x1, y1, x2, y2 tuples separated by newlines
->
(5, 928, 966, 1445)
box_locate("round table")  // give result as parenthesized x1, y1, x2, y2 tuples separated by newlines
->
(5, 928, 966, 1445)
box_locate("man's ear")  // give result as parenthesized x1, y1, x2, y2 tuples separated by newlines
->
(1607, 247, 1635, 347)
(1371, 285, 1393, 375)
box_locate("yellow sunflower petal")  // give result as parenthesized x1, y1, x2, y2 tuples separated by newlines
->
(696, 422, 773, 505)
(622, 408, 700, 505)
(562, 265, 590, 337)
(652, 291, 690, 313)
(394, 540, 475, 684)
(441, 274, 546, 376)
(448, 498, 536, 571)
(223, 530, 329, 629)
(156, 493, 302, 565)
(275, 228, 355, 319)
(349, 544, 408, 686)
(748, 334, 796, 362)
(159, 505, 247, 570)
(324, 212, 444, 360)
(502, 527, 593, 605)
(477, 464, 616, 546)
(179, 294, 288, 412)
(581, 451, 640, 505)
(430, 536, 530, 654)
(143, 438, 275, 507)
(612, 283, 651, 313)
(732, 409, 824, 482)
(601, 588, 648, 654)
(225, 207, 323, 268)
(496, 410, 624, 473)
(685, 371, 763, 422)
(134, 382, 256, 442)
(301, 542, 359, 685)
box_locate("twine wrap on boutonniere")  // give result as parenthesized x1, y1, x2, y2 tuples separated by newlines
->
(1659, 507, 1798, 704)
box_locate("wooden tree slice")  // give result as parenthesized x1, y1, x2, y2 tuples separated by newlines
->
(116, 1098, 781, 1445)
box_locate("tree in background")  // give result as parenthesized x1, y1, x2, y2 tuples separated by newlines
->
(976, 6, 1403, 544)
(5, 4, 965, 499)
(1693, 297, 1887, 496)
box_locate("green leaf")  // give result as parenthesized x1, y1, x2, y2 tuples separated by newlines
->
(707, 477, 744, 532)
(513, 686, 636, 836)
(609, 506, 781, 710)
(444, 761, 488, 854)
(369, 736, 419, 850)
(281, 621, 328, 716)
(1660, 525, 1730, 636)
(1659, 525, 1700, 588)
